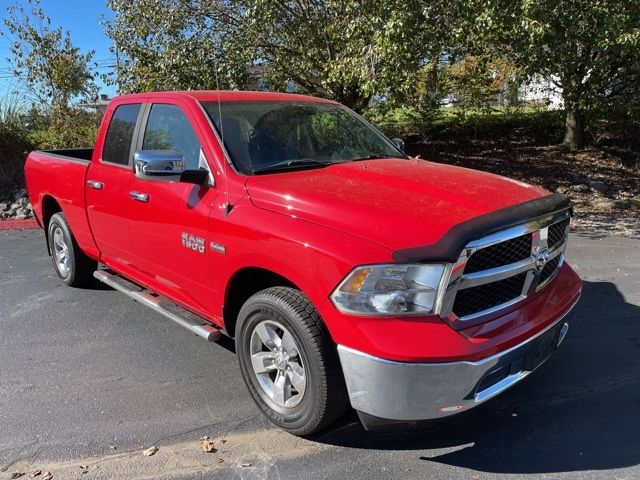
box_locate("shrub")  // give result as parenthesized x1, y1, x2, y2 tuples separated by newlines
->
(0, 95, 33, 201)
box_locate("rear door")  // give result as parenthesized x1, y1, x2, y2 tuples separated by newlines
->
(86, 101, 143, 268)
(126, 99, 221, 317)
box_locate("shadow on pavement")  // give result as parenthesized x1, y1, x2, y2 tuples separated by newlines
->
(314, 280, 640, 475)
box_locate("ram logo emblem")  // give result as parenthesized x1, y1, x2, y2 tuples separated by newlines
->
(181, 232, 205, 254)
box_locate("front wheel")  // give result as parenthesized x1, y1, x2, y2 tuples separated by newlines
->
(236, 287, 348, 436)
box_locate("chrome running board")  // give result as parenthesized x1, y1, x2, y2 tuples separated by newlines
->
(94, 268, 222, 342)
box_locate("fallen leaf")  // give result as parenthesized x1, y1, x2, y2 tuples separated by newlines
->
(215, 457, 224, 463)
(143, 446, 158, 457)
(241, 463, 252, 468)
(10, 473, 24, 479)
(219, 438, 227, 444)
(41, 473, 53, 480)
(201, 436, 216, 453)
(33, 471, 41, 477)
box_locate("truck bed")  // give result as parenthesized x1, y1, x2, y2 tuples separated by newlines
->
(40, 148, 94, 162)
(24, 149, 99, 258)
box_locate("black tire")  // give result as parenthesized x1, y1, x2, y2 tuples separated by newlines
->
(47, 212, 97, 287)
(236, 287, 348, 436)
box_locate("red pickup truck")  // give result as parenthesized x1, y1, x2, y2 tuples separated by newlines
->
(25, 91, 582, 435)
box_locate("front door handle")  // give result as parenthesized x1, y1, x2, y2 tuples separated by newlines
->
(86, 180, 104, 190)
(129, 191, 150, 203)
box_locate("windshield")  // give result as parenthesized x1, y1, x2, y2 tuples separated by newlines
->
(202, 101, 406, 174)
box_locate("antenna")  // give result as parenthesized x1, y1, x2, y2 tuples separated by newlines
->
(213, 52, 232, 216)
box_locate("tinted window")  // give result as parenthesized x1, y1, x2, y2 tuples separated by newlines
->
(202, 101, 405, 175)
(143, 104, 202, 170)
(103, 103, 141, 165)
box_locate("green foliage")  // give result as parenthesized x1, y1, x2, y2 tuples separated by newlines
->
(365, 105, 442, 138)
(102, 0, 251, 93)
(103, 0, 447, 111)
(1, 0, 97, 107)
(475, 0, 640, 148)
(440, 57, 522, 116)
(0, 95, 33, 200)
(366, 104, 564, 144)
(27, 107, 100, 149)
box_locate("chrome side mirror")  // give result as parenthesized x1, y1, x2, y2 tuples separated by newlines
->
(134, 150, 185, 181)
(391, 137, 405, 152)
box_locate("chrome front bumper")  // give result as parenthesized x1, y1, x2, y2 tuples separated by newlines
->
(338, 303, 576, 423)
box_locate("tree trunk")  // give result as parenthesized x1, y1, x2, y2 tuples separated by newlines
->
(563, 108, 584, 150)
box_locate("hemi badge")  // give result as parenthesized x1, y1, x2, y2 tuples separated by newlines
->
(210, 241, 226, 254)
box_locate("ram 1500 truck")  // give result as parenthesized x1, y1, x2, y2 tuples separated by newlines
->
(24, 91, 582, 435)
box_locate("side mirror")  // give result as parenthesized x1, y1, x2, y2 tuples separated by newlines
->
(391, 138, 405, 152)
(134, 150, 185, 181)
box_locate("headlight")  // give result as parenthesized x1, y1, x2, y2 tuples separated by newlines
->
(330, 264, 446, 315)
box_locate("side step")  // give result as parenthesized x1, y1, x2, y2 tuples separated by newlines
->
(94, 269, 222, 342)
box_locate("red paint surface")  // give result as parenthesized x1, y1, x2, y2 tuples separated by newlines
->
(23, 90, 582, 362)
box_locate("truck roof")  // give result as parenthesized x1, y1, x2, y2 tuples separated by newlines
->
(110, 90, 338, 104)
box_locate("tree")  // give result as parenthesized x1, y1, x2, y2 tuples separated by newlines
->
(1, 0, 97, 108)
(102, 0, 251, 93)
(477, 0, 640, 149)
(104, 0, 443, 111)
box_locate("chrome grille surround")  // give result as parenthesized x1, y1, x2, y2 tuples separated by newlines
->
(434, 208, 571, 328)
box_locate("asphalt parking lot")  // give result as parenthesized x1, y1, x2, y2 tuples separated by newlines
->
(1, 229, 639, 479)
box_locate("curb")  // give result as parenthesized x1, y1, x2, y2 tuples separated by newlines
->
(0, 219, 39, 230)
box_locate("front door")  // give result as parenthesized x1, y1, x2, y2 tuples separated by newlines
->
(126, 100, 219, 318)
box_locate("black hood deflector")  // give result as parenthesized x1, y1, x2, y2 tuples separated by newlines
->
(392, 193, 571, 263)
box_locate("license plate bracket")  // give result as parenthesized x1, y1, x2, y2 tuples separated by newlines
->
(523, 323, 563, 371)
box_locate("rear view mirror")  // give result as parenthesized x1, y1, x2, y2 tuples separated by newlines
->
(391, 138, 405, 152)
(134, 150, 185, 181)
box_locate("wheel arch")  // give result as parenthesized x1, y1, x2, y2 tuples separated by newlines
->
(41, 195, 63, 255)
(223, 266, 302, 337)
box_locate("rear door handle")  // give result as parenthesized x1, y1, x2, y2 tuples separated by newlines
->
(86, 180, 104, 190)
(129, 191, 150, 203)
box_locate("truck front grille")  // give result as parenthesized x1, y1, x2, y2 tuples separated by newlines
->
(464, 234, 532, 274)
(439, 209, 571, 326)
(548, 218, 569, 250)
(452, 272, 528, 318)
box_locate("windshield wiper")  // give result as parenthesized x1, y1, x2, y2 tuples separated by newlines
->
(252, 159, 332, 174)
(350, 153, 398, 162)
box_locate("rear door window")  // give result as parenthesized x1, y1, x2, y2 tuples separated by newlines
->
(102, 103, 142, 166)
(142, 104, 202, 170)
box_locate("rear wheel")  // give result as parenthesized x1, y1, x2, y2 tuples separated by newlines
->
(236, 287, 348, 436)
(48, 212, 96, 287)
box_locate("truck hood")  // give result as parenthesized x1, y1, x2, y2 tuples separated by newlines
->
(245, 158, 549, 255)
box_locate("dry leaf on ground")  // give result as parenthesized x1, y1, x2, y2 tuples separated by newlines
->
(201, 436, 216, 453)
(143, 446, 159, 457)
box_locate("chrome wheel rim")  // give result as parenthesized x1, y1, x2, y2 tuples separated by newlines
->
(52, 227, 70, 277)
(249, 319, 306, 409)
